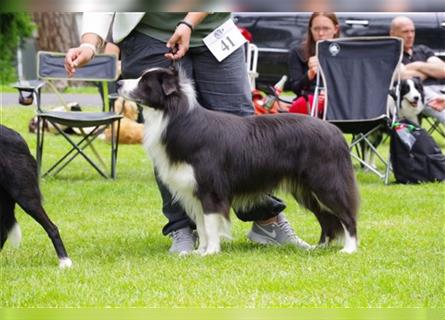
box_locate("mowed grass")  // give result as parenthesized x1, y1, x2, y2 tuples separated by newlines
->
(0, 106, 443, 307)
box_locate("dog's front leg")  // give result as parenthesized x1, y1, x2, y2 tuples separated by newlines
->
(202, 213, 222, 256)
(195, 213, 207, 255)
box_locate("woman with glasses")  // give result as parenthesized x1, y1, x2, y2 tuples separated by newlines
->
(288, 12, 340, 118)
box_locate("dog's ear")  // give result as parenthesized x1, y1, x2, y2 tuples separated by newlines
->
(161, 72, 178, 96)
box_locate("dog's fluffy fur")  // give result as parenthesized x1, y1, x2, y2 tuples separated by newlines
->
(104, 97, 144, 144)
(118, 67, 359, 255)
(0, 125, 71, 268)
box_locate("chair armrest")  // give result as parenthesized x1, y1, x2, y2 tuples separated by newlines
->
(12, 80, 46, 91)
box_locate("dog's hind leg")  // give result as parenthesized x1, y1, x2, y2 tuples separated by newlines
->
(310, 187, 358, 253)
(17, 196, 72, 267)
(0, 188, 21, 249)
(293, 187, 343, 247)
(8, 158, 72, 267)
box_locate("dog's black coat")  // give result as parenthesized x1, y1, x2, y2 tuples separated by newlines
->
(120, 68, 359, 250)
(0, 125, 69, 262)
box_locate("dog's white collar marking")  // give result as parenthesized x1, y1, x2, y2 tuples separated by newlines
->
(142, 108, 198, 205)
(177, 68, 197, 111)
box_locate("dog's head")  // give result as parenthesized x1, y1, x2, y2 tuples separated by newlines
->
(398, 78, 425, 118)
(117, 67, 192, 111)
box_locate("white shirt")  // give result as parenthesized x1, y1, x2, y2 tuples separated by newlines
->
(82, 12, 145, 43)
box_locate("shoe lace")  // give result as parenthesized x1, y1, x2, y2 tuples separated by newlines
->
(170, 228, 194, 245)
(277, 219, 297, 238)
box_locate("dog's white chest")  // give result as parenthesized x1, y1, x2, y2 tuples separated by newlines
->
(142, 109, 197, 196)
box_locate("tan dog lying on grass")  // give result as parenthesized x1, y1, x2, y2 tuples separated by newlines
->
(104, 97, 144, 144)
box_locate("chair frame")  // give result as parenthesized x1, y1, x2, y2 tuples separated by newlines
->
(13, 51, 122, 179)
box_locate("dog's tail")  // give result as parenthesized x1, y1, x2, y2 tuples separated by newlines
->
(1, 216, 22, 250)
(219, 215, 232, 241)
(8, 222, 22, 248)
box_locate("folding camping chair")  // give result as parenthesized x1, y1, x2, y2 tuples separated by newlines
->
(13, 51, 123, 179)
(312, 37, 403, 184)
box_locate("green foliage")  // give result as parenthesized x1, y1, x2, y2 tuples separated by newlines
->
(0, 13, 34, 85)
(0, 107, 444, 308)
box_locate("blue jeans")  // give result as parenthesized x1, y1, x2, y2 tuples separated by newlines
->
(120, 31, 285, 235)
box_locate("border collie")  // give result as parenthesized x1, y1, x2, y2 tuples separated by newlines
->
(388, 78, 425, 125)
(117, 67, 359, 255)
(365, 78, 425, 168)
(0, 125, 72, 268)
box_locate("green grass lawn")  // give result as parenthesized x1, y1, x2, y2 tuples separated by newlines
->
(0, 106, 444, 308)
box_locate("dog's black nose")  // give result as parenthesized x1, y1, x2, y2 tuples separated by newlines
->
(413, 96, 419, 102)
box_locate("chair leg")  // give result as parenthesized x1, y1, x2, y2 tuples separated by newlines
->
(42, 123, 108, 178)
(36, 116, 45, 177)
(111, 120, 121, 179)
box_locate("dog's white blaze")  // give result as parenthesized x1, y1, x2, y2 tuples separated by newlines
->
(59, 257, 73, 268)
(397, 79, 425, 125)
(8, 222, 22, 248)
(119, 77, 141, 98)
(339, 222, 357, 254)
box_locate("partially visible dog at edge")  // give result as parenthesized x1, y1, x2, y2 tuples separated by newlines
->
(117, 67, 360, 256)
(0, 125, 72, 268)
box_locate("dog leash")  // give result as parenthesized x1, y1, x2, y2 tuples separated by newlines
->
(168, 45, 179, 70)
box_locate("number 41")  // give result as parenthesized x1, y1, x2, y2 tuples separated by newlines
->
(221, 36, 235, 51)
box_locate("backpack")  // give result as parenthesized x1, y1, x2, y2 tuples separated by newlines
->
(390, 120, 445, 184)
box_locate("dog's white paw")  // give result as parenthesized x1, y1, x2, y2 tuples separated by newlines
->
(177, 250, 193, 257)
(339, 247, 357, 254)
(59, 257, 73, 268)
(200, 244, 220, 256)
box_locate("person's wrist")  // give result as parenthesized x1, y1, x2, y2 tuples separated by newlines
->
(176, 20, 194, 32)
(79, 43, 96, 58)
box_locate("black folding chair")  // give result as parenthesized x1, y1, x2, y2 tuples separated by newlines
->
(312, 37, 403, 183)
(13, 51, 123, 179)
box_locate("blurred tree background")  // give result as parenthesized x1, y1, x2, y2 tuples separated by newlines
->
(0, 12, 79, 85)
(0, 13, 34, 84)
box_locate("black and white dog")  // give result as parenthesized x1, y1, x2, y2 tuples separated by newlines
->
(0, 125, 71, 268)
(117, 67, 359, 255)
(388, 78, 425, 124)
(365, 78, 425, 168)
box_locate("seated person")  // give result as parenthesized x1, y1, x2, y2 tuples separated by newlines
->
(390, 15, 445, 124)
(287, 12, 340, 118)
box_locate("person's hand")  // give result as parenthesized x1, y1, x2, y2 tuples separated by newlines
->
(64, 46, 95, 77)
(429, 96, 445, 111)
(165, 23, 192, 60)
(307, 56, 319, 80)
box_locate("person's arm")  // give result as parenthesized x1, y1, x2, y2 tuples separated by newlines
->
(428, 95, 445, 111)
(404, 58, 445, 80)
(288, 48, 312, 96)
(64, 12, 113, 77)
(164, 12, 209, 60)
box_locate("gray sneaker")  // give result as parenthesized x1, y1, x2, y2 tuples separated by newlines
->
(248, 213, 313, 250)
(169, 226, 196, 255)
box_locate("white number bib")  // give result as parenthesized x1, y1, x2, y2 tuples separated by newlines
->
(203, 19, 247, 62)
